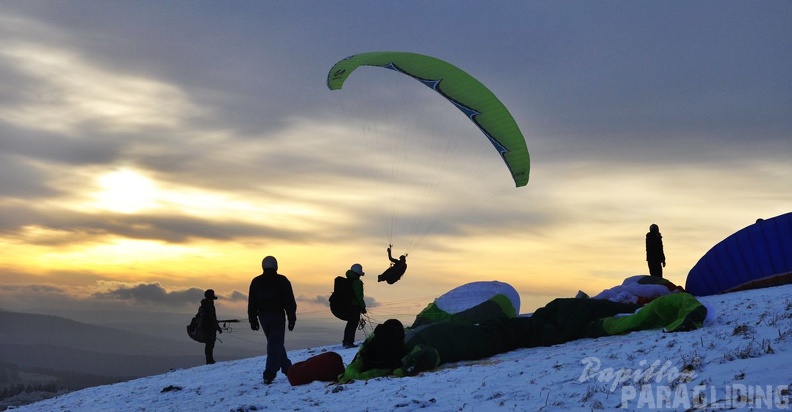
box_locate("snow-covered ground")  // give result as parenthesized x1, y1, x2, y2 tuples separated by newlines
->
(12, 285, 792, 411)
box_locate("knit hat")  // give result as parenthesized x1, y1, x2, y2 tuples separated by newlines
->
(262, 256, 278, 270)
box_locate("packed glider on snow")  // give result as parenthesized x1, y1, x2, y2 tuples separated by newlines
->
(590, 275, 684, 305)
(327, 51, 531, 187)
(685, 212, 792, 296)
(411, 281, 520, 327)
(336, 291, 707, 382)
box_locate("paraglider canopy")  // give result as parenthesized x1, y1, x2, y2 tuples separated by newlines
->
(685, 212, 792, 296)
(328, 51, 530, 187)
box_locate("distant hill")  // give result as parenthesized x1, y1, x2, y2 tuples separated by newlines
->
(0, 310, 196, 357)
(0, 344, 198, 377)
(0, 309, 259, 395)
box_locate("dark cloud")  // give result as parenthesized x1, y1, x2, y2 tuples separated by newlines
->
(227, 290, 247, 302)
(0, 124, 123, 166)
(93, 282, 203, 306)
(0, 154, 57, 199)
(299, 295, 331, 307)
(2, 283, 69, 295)
(0, 274, 246, 319)
(0, 281, 99, 315)
(0, 204, 312, 245)
(2, 1, 789, 196)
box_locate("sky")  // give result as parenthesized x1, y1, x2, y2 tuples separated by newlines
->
(8, 285, 792, 411)
(0, 1, 791, 330)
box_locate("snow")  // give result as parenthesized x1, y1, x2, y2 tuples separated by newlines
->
(12, 285, 792, 411)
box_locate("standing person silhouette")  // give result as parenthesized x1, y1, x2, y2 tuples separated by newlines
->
(248, 255, 297, 384)
(646, 224, 666, 278)
(201, 289, 223, 364)
(340, 263, 366, 348)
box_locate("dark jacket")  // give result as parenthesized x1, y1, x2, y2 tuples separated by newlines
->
(388, 250, 407, 275)
(360, 320, 407, 372)
(247, 268, 297, 324)
(646, 231, 666, 264)
(200, 298, 222, 336)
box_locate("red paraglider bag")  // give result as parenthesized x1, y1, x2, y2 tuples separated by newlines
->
(287, 351, 345, 386)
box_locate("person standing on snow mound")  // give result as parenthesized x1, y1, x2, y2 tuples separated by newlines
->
(248, 255, 297, 384)
(646, 224, 666, 278)
(377, 245, 407, 284)
(201, 289, 223, 364)
(338, 263, 366, 348)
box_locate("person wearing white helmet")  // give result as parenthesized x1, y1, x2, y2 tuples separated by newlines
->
(247, 255, 297, 384)
(337, 263, 366, 348)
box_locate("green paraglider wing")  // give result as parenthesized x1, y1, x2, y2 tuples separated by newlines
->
(328, 51, 530, 187)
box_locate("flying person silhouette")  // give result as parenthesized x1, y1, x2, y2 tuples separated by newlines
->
(378, 244, 408, 285)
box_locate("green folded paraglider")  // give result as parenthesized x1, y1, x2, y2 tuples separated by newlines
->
(327, 51, 531, 187)
(410, 280, 520, 327)
(337, 287, 707, 382)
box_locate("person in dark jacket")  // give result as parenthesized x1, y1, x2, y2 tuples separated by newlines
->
(378, 245, 407, 284)
(646, 224, 666, 278)
(248, 255, 297, 384)
(201, 289, 223, 364)
(359, 319, 407, 372)
(340, 263, 366, 348)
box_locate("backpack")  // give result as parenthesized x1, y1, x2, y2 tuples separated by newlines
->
(287, 351, 345, 386)
(186, 306, 207, 343)
(329, 276, 353, 309)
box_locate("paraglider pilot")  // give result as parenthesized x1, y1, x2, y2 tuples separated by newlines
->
(248, 256, 297, 384)
(646, 224, 666, 278)
(201, 289, 223, 364)
(378, 245, 407, 284)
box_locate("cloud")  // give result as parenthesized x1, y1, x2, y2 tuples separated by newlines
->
(364, 296, 380, 308)
(0, 38, 202, 135)
(0, 281, 90, 314)
(299, 294, 332, 307)
(93, 282, 203, 306)
(90, 282, 249, 306)
(227, 290, 247, 302)
(1, 282, 69, 296)
(297, 294, 379, 309)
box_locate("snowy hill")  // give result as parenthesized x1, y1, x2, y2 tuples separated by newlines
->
(10, 285, 792, 411)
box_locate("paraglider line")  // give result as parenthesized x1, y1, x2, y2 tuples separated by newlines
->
(382, 61, 512, 173)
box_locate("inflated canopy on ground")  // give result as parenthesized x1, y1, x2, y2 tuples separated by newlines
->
(685, 212, 792, 296)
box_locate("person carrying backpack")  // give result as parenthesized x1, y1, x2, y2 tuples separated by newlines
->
(330, 263, 366, 348)
(201, 289, 223, 364)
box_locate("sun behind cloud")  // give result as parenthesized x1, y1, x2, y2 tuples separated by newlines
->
(93, 169, 158, 214)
